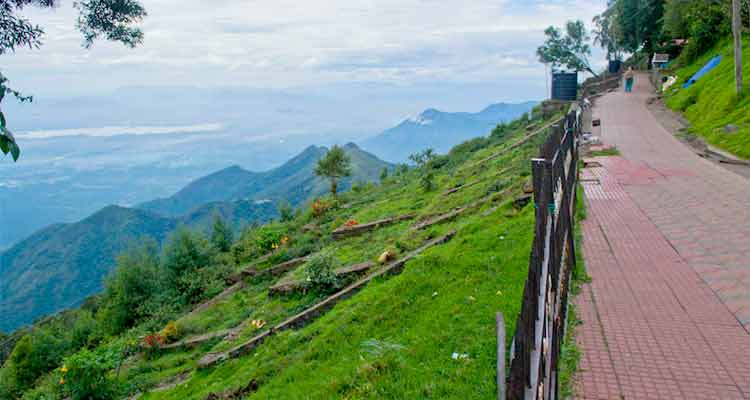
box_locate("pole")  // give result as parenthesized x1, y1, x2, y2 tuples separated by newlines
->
(736, 0, 744, 91)
(496, 312, 506, 400)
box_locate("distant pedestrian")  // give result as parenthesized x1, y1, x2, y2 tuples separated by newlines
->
(624, 67, 635, 93)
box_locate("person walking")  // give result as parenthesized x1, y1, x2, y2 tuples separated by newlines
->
(624, 66, 635, 93)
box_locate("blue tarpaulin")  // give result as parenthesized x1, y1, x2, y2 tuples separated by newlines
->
(683, 55, 722, 88)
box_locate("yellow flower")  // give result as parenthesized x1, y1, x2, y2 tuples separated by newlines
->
(60, 366, 68, 373)
(59, 378, 65, 385)
(251, 319, 266, 329)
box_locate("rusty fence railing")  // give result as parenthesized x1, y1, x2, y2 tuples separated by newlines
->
(498, 105, 582, 400)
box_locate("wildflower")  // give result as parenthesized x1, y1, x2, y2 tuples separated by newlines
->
(496, 290, 503, 296)
(59, 378, 65, 385)
(280, 236, 290, 245)
(271, 242, 279, 250)
(344, 219, 358, 227)
(60, 366, 68, 373)
(251, 319, 266, 329)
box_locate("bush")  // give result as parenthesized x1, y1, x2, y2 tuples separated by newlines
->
(420, 172, 436, 192)
(61, 348, 119, 400)
(210, 214, 234, 252)
(97, 239, 162, 334)
(277, 200, 294, 222)
(304, 252, 340, 292)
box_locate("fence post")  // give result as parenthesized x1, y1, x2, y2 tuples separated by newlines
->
(497, 312, 506, 400)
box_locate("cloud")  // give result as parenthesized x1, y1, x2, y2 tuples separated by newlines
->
(1, 0, 607, 97)
(17, 123, 225, 139)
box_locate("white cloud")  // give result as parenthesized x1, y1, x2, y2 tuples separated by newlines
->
(1, 0, 607, 96)
(17, 123, 225, 139)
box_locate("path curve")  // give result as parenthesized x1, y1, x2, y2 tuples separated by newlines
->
(575, 73, 750, 399)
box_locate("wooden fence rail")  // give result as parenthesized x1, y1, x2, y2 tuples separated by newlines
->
(501, 103, 582, 400)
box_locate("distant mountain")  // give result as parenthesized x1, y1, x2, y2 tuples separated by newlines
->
(360, 101, 537, 162)
(0, 199, 279, 333)
(0, 206, 177, 333)
(0, 144, 389, 332)
(139, 143, 390, 217)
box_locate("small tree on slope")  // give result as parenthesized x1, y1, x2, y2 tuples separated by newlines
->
(314, 145, 352, 197)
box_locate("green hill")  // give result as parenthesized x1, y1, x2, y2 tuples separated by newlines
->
(140, 143, 391, 217)
(665, 38, 750, 159)
(0, 101, 572, 400)
(0, 206, 179, 333)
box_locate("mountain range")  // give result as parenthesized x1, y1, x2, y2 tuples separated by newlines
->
(0, 143, 389, 332)
(360, 101, 536, 162)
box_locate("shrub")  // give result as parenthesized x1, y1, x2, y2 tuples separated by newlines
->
(310, 198, 331, 218)
(277, 200, 294, 222)
(159, 321, 180, 344)
(304, 252, 340, 292)
(420, 172, 436, 192)
(61, 348, 119, 400)
(210, 214, 234, 252)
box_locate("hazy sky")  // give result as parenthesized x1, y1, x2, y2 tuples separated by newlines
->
(2, 0, 607, 98)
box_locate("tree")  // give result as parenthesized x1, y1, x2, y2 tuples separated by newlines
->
(0, 0, 147, 162)
(314, 145, 351, 196)
(611, 0, 665, 54)
(593, 7, 623, 61)
(537, 20, 597, 76)
(408, 148, 437, 167)
(210, 214, 233, 252)
(277, 200, 294, 222)
(97, 239, 161, 334)
(380, 166, 389, 182)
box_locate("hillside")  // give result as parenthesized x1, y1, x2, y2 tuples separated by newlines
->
(0, 206, 179, 333)
(665, 38, 750, 159)
(360, 101, 536, 162)
(139, 143, 390, 217)
(0, 101, 571, 399)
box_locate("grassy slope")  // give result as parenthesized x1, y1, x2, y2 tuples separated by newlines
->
(665, 38, 750, 159)
(135, 116, 554, 400)
(16, 106, 571, 399)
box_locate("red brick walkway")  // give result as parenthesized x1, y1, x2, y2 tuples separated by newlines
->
(574, 74, 750, 399)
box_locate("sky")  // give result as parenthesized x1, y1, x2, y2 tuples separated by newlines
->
(2, 0, 607, 98)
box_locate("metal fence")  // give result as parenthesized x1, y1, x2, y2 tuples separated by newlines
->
(500, 105, 582, 400)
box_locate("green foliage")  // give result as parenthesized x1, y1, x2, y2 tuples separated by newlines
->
(277, 200, 294, 222)
(314, 145, 352, 196)
(304, 252, 340, 292)
(379, 167, 389, 182)
(407, 148, 437, 166)
(6, 331, 67, 393)
(162, 228, 213, 285)
(419, 172, 436, 192)
(98, 239, 162, 335)
(210, 214, 233, 252)
(593, 8, 622, 61)
(74, 0, 147, 48)
(663, 0, 731, 61)
(61, 347, 120, 400)
(537, 20, 596, 75)
(611, 0, 664, 54)
(0, 73, 28, 162)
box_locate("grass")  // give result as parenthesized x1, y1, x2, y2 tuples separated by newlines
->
(558, 184, 591, 399)
(132, 113, 554, 400)
(664, 38, 750, 159)
(587, 146, 620, 157)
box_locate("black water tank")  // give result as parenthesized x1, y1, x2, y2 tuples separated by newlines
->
(608, 60, 622, 74)
(551, 72, 578, 101)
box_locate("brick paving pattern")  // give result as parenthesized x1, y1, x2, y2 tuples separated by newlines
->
(574, 74, 750, 399)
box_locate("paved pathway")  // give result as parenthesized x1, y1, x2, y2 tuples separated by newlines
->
(574, 74, 750, 399)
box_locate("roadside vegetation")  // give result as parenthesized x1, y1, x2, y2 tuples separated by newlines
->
(0, 102, 571, 399)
